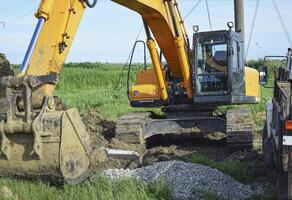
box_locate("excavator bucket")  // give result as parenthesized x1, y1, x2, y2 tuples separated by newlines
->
(0, 74, 93, 183)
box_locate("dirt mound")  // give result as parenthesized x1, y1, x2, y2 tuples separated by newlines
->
(54, 96, 68, 111)
(45, 98, 275, 189)
(80, 109, 138, 169)
(81, 109, 115, 146)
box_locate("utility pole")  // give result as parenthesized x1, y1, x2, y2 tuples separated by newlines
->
(234, 0, 245, 42)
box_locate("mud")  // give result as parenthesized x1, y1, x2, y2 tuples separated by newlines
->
(54, 96, 69, 111)
(2, 92, 275, 188)
(0, 53, 14, 111)
(78, 108, 275, 188)
(80, 109, 137, 170)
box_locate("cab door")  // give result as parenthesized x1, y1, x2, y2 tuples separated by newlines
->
(195, 33, 229, 95)
(230, 39, 245, 96)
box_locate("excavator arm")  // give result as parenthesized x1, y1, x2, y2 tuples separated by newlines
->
(21, 0, 193, 109)
(0, 0, 194, 183)
(0, 0, 262, 184)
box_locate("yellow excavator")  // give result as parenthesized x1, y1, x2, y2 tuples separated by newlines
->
(0, 0, 262, 183)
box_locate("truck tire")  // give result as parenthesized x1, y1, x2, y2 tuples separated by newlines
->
(262, 122, 276, 170)
(277, 169, 289, 200)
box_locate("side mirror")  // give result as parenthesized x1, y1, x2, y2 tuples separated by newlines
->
(259, 65, 268, 85)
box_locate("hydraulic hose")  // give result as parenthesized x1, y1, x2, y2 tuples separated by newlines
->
(127, 40, 147, 100)
(84, 0, 97, 8)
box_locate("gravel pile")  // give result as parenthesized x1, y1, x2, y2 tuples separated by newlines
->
(104, 161, 259, 200)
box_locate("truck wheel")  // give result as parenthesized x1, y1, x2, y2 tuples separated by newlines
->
(262, 122, 276, 170)
(277, 169, 289, 200)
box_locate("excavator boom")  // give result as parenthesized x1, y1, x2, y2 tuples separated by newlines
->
(0, 0, 194, 183)
(0, 0, 261, 183)
(23, 0, 193, 108)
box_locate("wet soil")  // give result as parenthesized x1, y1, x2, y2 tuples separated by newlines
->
(34, 96, 277, 189)
(80, 108, 275, 189)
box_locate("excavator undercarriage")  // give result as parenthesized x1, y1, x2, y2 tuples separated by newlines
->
(116, 107, 254, 154)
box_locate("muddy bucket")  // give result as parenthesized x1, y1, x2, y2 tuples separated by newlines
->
(0, 107, 92, 184)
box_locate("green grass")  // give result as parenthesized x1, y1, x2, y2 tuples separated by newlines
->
(200, 192, 221, 200)
(7, 60, 281, 199)
(7, 63, 170, 200)
(0, 174, 174, 200)
(13, 60, 279, 126)
(251, 193, 277, 200)
(12, 63, 156, 121)
(246, 59, 285, 130)
(55, 60, 279, 127)
(53, 62, 158, 120)
(190, 154, 250, 183)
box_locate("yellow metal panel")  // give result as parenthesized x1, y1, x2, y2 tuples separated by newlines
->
(26, 0, 193, 101)
(112, 0, 185, 78)
(27, 0, 86, 97)
(35, 0, 55, 20)
(130, 84, 160, 101)
(136, 69, 158, 85)
(245, 67, 260, 98)
(132, 68, 161, 101)
(175, 36, 193, 98)
(146, 39, 168, 100)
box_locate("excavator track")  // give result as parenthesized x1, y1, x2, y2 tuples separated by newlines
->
(226, 108, 254, 152)
(115, 112, 151, 154)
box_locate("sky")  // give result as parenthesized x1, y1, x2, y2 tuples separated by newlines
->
(0, 0, 291, 64)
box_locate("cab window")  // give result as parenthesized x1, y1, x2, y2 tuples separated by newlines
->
(196, 34, 228, 94)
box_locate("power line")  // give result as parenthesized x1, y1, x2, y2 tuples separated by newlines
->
(205, 0, 213, 30)
(183, 0, 203, 20)
(246, 0, 260, 59)
(5, 9, 35, 24)
(271, 0, 292, 47)
(0, 0, 34, 13)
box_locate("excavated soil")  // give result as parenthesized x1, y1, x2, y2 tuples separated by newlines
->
(78, 108, 275, 188)
(0, 93, 276, 188)
(80, 109, 140, 170)
(30, 96, 276, 188)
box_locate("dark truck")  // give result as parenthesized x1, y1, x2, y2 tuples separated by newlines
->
(262, 48, 292, 199)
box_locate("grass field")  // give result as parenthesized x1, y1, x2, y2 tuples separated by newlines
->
(0, 175, 174, 200)
(5, 63, 176, 200)
(55, 62, 154, 120)
(5, 61, 279, 200)
(54, 61, 277, 130)
(13, 61, 277, 127)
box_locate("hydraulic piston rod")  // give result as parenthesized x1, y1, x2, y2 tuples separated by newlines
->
(19, 18, 45, 74)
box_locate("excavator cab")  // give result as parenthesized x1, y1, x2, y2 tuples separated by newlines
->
(193, 29, 250, 105)
(194, 31, 229, 94)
